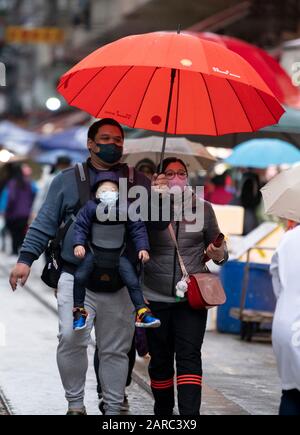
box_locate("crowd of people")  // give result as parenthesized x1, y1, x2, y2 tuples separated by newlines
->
(1, 118, 299, 415)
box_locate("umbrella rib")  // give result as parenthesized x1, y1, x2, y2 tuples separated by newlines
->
(225, 79, 254, 131)
(174, 69, 180, 135)
(95, 66, 134, 118)
(253, 87, 278, 123)
(68, 67, 106, 105)
(200, 73, 218, 135)
(133, 67, 158, 129)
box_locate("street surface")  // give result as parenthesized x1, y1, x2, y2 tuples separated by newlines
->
(0, 252, 281, 415)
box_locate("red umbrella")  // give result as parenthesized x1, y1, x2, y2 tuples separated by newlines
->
(194, 32, 300, 109)
(57, 31, 284, 170)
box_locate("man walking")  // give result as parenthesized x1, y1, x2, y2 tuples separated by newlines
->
(9, 118, 167, 415)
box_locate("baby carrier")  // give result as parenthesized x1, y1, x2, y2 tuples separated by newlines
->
(87, 220, 126, 292)
(42, 162, 135, 292)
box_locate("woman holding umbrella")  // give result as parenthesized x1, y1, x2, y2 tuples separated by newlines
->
(143, 157, 228, 415)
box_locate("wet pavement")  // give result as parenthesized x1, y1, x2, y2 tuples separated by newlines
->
(0, 252, 281, 415)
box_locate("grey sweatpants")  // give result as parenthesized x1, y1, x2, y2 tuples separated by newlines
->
(56, 272, 135, 415)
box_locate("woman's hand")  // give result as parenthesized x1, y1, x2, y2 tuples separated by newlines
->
(206, 242, 225, 263)
(151, 173, 168, 189)
(74, 245, 86, 258)
(139, 250, 150, 263)
(151, 173, 169, 194)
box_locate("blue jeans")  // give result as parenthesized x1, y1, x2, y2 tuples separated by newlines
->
(73, 253, 145, 311)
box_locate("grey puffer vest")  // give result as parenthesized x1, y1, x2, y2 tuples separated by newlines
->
(143, 200, 226, 303)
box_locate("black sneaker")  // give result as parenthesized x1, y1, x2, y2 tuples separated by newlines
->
(98, 396, 129, 414)
(98, 399, 105, 415)
(120, 394, 130, 412)
(66, 406, 87, 415)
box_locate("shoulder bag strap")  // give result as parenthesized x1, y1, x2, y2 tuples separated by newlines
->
(168, 224, 189, 279)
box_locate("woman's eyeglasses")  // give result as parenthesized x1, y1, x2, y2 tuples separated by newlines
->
(164, 170, 188, 180)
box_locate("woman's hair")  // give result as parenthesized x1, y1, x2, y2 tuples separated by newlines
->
(239, 172, 261, 208)
(11, 164, 27, 189)
(158, 157, 188, 174)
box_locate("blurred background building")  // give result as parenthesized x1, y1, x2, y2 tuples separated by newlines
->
(0, 0, 299, 128)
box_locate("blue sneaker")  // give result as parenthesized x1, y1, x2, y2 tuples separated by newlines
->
(73, 308, 88, 331)
(135, 308, 161, 328)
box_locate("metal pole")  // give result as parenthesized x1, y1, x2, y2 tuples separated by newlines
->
(158, 68, 176, 173)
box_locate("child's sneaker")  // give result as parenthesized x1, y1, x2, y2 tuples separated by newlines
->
(73, 308, 89, 330)
(135, 308, 161, 328)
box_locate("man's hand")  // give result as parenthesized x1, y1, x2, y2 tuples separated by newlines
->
(139, 250, 150, 263)
(206, 242, 225, 263)
(151, 173, 169, 191)
(9, 263, 31, 291)
(74, 246, 86, 258)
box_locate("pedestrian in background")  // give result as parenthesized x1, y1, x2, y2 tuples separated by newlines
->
(4, 163, 36, 255)
(270, 220, 300, 416)
(230, 172, 262, 235)
(135, 159, 156, 180)
(30, 155, 72, 222)
(206, 172, 233, 205)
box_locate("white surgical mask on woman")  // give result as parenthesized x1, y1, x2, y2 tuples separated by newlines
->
(168, 176, 188, 191)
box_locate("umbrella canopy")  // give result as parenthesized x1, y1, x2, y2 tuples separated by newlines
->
(195, 32, 300, 109)
(123, 136, 216, 171)
(0, 121, 39, 155)
(262, 106, 300, 134)
(57, 31, 284, 137)
(261, 165, 300, 222)
(37, 126, 88, 151)
(225, 139, 300, 169)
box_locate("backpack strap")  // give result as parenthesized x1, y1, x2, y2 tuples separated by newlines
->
(52, 162, 91, 246)
(75, 162, 91, 206)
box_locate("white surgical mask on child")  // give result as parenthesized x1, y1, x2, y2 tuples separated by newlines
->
(97, 190, 119, 207)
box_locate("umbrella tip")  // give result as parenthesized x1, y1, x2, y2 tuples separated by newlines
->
(177, 24, 181, 34)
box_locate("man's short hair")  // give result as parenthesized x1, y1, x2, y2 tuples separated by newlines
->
(87, 118, 125, 141)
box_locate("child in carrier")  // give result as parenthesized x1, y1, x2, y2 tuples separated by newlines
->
(72, 172, 161, 331)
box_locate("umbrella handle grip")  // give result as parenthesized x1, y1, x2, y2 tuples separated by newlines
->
(203, 233, 225, 263)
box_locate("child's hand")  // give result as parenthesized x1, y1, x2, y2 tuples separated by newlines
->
(74, 246, 86, 258)
(139, 250, 150, 263)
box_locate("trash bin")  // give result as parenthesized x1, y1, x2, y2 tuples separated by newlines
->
(217, 260, 276, 334)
